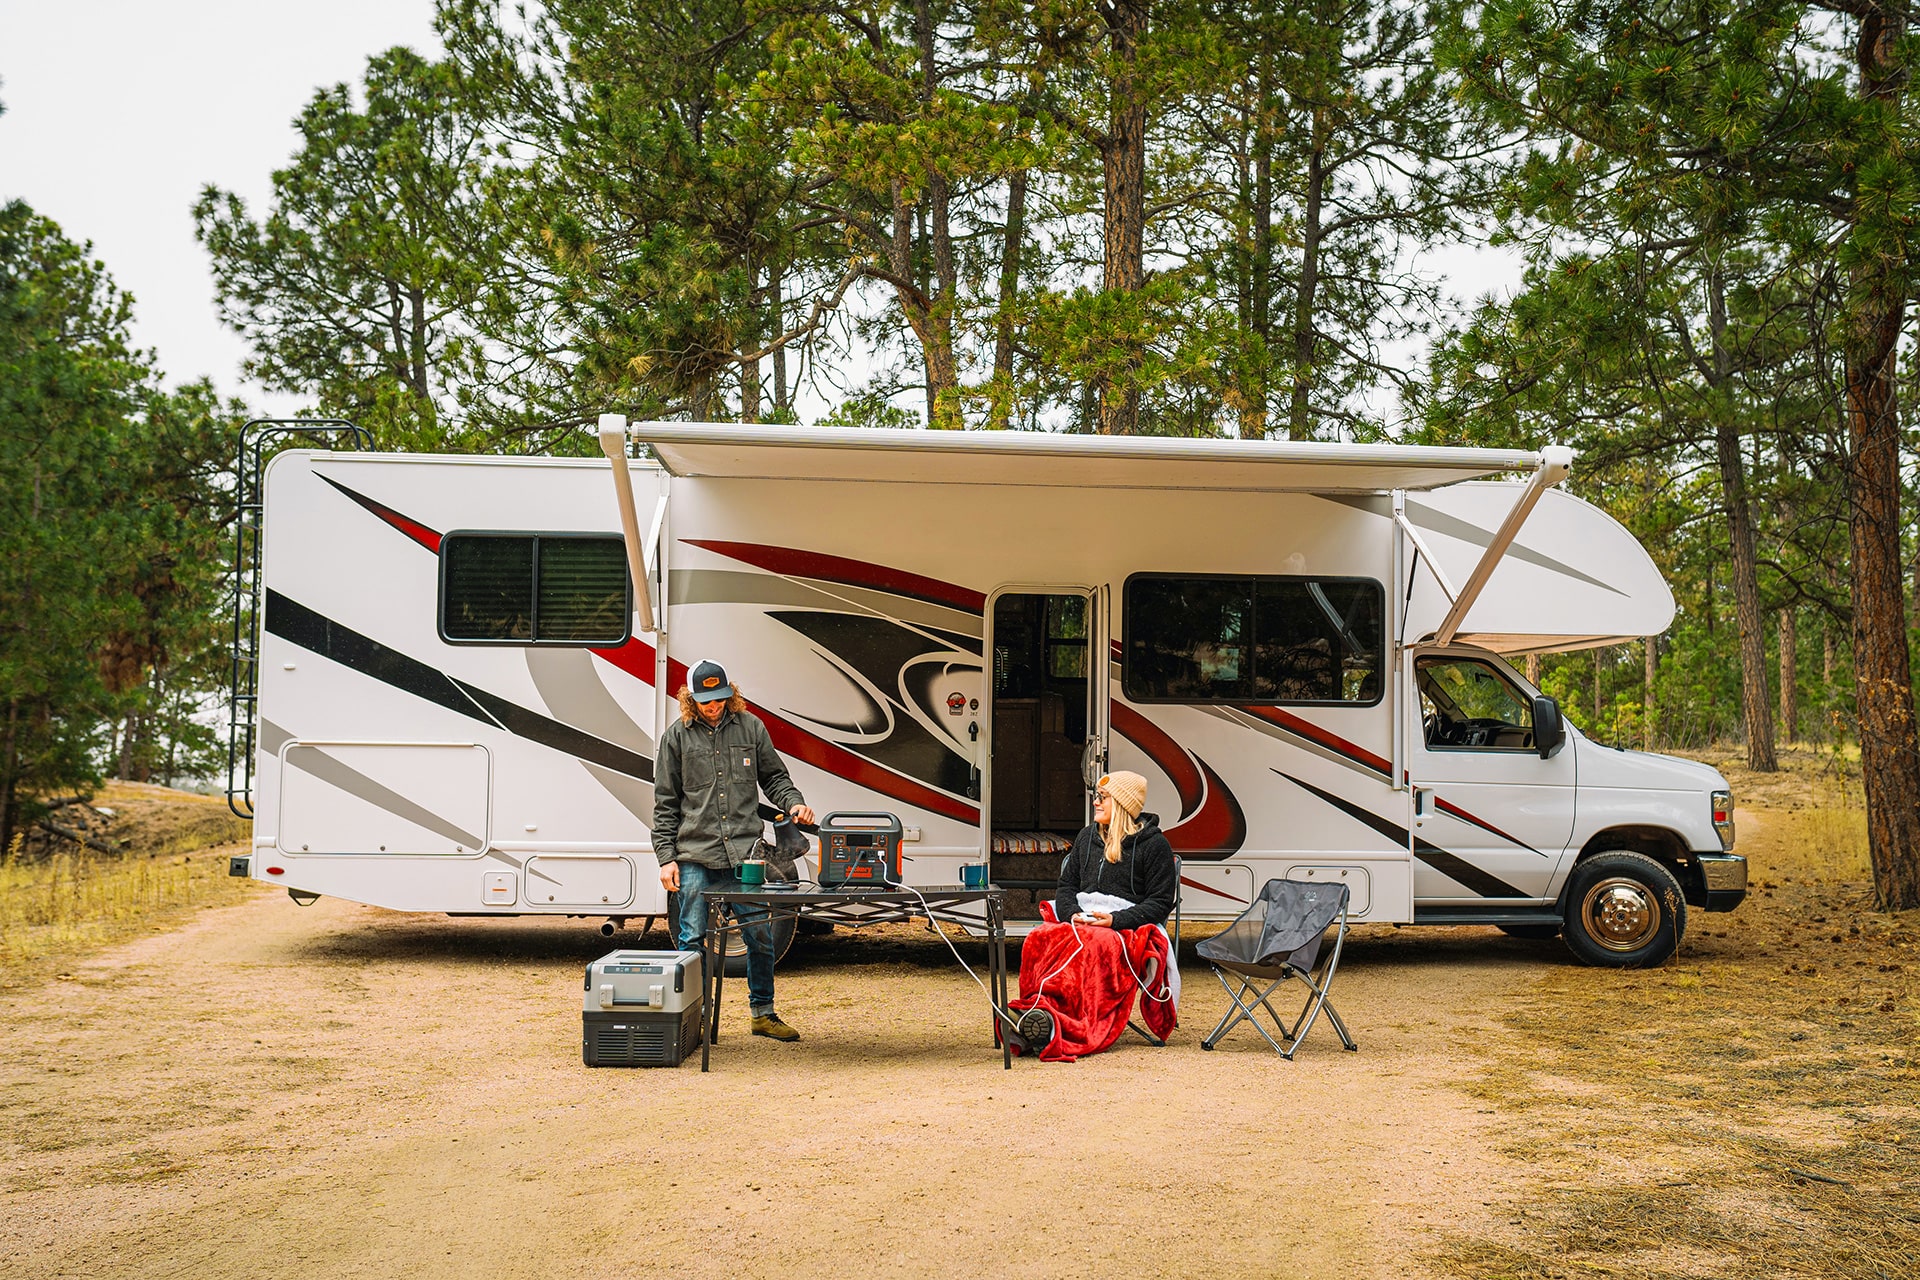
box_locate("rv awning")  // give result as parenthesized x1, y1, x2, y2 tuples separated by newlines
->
(626, 422, 1549, 493)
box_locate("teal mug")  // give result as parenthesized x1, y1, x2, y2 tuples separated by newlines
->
(740, 859, 767, 887)
(960, 863, 987, 888)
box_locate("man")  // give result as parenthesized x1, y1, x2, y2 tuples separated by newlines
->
(654, 659, 815, 1041)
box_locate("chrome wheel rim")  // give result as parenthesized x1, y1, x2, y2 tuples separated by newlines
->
(1580, 876, 1660, 952)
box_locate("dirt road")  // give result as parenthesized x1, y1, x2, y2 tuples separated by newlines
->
(2, 871, 1545, 1280)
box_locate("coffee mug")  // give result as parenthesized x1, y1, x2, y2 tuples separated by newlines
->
(740, 859, 767, 887)
(960, 863, 987, 888)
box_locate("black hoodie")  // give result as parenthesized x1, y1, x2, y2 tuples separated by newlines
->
(1052, 812, 1177, 931)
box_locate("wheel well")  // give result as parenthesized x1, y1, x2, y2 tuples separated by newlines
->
(1564, 826, 1704, 907)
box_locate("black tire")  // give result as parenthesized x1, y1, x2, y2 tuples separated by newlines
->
(666, 891, 797, 977)
(1498, 923, 1562, 940)
(1561, 851, 1686, 968)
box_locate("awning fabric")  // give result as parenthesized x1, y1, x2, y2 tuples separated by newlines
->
(629, 422, 1549, 494)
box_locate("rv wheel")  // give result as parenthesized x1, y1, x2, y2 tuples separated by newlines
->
(1561, 851, 1686, 969)
(666, 892, 799, 978)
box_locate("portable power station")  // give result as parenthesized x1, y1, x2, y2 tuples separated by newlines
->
(816, 811, 905, 888)
(581, 949, 703, 1067)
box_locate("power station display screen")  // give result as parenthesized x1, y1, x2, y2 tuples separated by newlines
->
(841, 834, 876, 848)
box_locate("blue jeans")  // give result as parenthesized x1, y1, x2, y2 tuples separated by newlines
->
(674, 861, 776, 1016)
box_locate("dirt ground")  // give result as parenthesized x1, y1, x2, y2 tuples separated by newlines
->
(0, 874, 1551, 1280)
(5, 756, 1914, 1280)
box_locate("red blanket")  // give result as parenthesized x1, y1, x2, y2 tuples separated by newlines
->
(1006, 903, 1177, 1061)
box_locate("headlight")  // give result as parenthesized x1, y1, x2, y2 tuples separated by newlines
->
(1711, 789, 1735, 849)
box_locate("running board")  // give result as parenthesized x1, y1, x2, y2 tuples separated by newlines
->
(1409, 907, 1563, 927)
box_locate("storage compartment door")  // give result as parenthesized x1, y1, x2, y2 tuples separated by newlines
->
(279, 742, 490, 855)
(524, 855, 635, 907)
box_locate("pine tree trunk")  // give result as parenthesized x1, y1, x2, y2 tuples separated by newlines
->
(1287, 108, 1326, 442)
(1708, 268, 1776, 771)
(916, 0, 961, 429)
(0, 699, 18, 856)
(1098, 0, 1148, 436)
(1526, 653, 1541, 686)
(1645, 634, 1658, 749)
(1846, 4, 1920, 910)
(1778, 608, 1797, 744)
(771, 268, 788, 415)
(989, 167, 1028, 431)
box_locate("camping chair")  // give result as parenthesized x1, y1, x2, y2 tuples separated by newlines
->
(1197, 878, 1356, 1059)
(1126, 857, 1182, 1046)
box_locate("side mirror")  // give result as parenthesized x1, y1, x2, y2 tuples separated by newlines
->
(1532, 695, 1565, 759)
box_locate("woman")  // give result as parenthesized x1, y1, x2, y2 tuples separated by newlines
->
(1008, 771, 1179, 1060)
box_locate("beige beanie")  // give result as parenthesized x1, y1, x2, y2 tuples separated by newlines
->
(1100, 771, 1147, 820)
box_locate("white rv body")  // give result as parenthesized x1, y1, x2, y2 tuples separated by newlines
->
(242, 426, 1744, 958)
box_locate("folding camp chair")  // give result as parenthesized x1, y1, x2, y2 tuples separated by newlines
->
(1197, 878, 1356, 1058)
(1126, 857, 1182, 1046)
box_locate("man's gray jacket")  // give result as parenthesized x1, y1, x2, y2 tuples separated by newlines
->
(652, 709, 805, 870)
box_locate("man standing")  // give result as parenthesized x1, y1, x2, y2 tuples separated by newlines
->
(654, 659, 814, 1041)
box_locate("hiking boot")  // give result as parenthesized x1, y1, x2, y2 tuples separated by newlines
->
(1015, 1008, 1055, 1050)
(751, 1013, 801, 1042)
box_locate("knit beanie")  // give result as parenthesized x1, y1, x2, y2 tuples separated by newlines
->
(1100, 771, 1147, 820)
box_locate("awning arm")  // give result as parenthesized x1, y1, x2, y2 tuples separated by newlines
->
(1394, 511, 1459, 603)
(598, 413, 658, 634)
(1433, 446, 1574, 646)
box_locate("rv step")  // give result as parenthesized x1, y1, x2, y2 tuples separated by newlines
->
(1410, 908, 1564, 927)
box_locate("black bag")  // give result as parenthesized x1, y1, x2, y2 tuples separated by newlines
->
(760, 814, 811, 881)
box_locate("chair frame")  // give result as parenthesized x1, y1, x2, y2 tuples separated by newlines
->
(1200, 886, 1357, 1059)
(1126, 856, 1182, 1046)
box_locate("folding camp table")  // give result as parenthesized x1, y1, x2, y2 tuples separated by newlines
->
(698, 885, 1013, 1070)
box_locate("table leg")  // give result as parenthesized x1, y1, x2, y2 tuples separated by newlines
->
(700, 903, 720, 1071)
(995, 898, 1012, 1069)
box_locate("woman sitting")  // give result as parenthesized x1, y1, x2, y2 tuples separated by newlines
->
(1007, 771, 1179, 1060)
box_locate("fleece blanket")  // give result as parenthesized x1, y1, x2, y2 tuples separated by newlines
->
(1005, 900, 1177, 1061)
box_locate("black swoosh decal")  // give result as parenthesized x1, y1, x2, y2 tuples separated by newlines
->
(265, 591, 653, 783)
(1274, 769, 1526, 900)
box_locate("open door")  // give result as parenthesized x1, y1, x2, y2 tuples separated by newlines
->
(985, 587, 1099, 917)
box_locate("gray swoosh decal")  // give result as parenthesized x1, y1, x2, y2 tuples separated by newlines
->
(262, 718, 484, 850)
(525, 648, 654, 755)
(1321, 492, 1624, 598)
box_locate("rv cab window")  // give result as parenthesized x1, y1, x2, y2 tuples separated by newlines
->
(440, 533, 630, 645)
(1417, 657, 1535, 751)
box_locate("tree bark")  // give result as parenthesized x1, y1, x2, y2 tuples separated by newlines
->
(916, 0, 961, 429)
(1708, 266, 1776, 770)
(1778, 608, 1797, 744)
(0, 698, 18, 857)
(1845, 4, 1920, 909)
(1645, 634, 1658, 749)
(1288, 106, 1327, 442)
(989, 166, 1029, 431)
(1097, 0, 1149, 436)
(771, 267, 788, 415)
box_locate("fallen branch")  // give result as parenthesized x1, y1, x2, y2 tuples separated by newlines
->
(34, 820, 121, 856)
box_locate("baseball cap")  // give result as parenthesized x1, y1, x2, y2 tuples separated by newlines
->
(688, 659, 733, 703)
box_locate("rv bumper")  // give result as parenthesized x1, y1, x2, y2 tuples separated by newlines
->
(1695, 852, 1747, 912)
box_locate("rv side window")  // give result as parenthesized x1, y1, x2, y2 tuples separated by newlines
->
(1122, 574, 1383, 705)
(440, 533, 630, 646)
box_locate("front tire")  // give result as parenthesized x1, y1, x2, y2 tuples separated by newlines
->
(1561, 851, 1686, 968)
(666, 891, 798, 977)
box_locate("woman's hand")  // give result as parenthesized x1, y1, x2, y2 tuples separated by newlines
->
(1075, 911, 1113, 928)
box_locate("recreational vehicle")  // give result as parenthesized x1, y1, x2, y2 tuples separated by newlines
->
(230, 420, 1745, 969)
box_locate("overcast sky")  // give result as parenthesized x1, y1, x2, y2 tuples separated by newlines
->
(0, 1, 440, 412)
(1, 3, 1518, 432)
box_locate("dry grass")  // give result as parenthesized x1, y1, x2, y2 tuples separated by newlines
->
(1436, 746, 1920, 1280)
(0, 782, 260, 988)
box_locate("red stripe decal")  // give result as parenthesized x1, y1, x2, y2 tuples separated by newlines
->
(1240, 705, 1391, 777)
(1179, 874, 1245, 903)
(319, 475, 443, 553)
(1433, 796, 1541, 854)
(592, 638, 980, 825)
(1110, 702, 1203, 815)
(683, 540, 985, 614)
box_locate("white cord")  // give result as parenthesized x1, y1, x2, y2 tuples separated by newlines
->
(869, 853, 1025, 1033)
